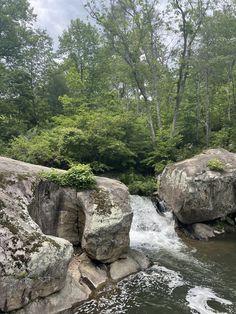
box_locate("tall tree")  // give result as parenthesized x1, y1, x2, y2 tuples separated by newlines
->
(86, 0, 165, 146)
(168, 0, 215, 136)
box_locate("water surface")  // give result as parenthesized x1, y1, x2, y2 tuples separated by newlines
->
(75, 196, 236, 314)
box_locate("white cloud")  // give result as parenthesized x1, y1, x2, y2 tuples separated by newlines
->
(29, 0, 168, 49)
(29, 0, 89, 47)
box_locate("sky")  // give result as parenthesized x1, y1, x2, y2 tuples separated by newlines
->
(29, 0, 167, 48)
(29, 0, 89, 47)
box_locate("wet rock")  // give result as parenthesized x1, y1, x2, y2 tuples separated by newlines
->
(159, 149, 236, 224)
(192, 223, 216, 240)
(110, 249, 150, 280)
(77, 177, 133, 263)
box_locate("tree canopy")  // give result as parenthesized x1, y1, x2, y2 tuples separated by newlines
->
(1, 0, 236, 194)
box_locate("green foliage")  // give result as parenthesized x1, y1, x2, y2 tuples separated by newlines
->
(2, 0, 236, 197)
(7, 109, 152, 172)
(207, 158, 225, 172)
(143, 128, 183, 174)
(40, 164, 96, 190)
(120, 172, 157, 196)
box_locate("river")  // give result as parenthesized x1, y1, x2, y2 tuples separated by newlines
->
(74, 195, 236, 314)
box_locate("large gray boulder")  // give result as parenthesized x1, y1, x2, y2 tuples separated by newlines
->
(0, 158, 73, 312)
(77, 177, 133, 263)
(0, 157, 133, 311)
(159, 149, 236, 224)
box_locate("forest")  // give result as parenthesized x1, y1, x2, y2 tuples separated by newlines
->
(1, 0, 236, 195)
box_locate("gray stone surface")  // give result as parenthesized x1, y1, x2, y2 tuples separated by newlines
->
(78, 177, 133, 263)
(14, 256, 92, 314)
(0, 157, 135, 311)
(159, 149, 236, 224)
(77, 253, 108, 289)
(192, 223, 216, 240)
(110, 249, 150, 280)
(0, 158, 73, 312)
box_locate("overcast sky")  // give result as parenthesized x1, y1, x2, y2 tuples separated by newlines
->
(29, 0, 89, 47)
(29, 0, 166, 48)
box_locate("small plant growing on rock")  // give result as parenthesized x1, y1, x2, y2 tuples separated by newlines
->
(40, 164, 96, 190)
(207, 158, 225, 172)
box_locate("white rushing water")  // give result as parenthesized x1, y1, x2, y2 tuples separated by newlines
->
(129, 195, 187, 255)
(129, 195, 233, 314)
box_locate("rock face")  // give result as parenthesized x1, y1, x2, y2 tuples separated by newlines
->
(0, 157, 134, 312)
(14, 250, 150, 314)
(14, 256, 92, 314)
(0, 158, 73, 312)
(77, 177, 133, 263)
(159, 149, 236, 224)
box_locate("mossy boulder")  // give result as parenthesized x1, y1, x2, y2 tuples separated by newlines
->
(159, 149, 236, 224)
(0, 157, 133, 311)
(77, 177, 133, 263)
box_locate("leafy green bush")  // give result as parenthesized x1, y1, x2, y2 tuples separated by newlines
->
(207, 158, 225, 172)
(120, 172, 156, 196)
(40, 164, 96, 190)
(143, 128, 183, 174)
(40, 169, 64, 185)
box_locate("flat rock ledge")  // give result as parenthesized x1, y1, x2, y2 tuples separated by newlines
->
(13, 249, 150, 314)
(0, 157, 145, 313)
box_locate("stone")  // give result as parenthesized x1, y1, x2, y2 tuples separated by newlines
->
(0, 157, 134, 311)
(109, 249, 150, 281)
(29, 181, 81, 245)
(13, 256, 92, 314)
(0, 158, 73, 312)
(77, 177, 133, 263)
(192, 223, 216, 240)
(129, 249, 151, 270)
(159, 149, 236, 224)
(77, 253, 108, 289)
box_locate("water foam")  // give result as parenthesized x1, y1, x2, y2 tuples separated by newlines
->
(186, 287, 233, 314)
(130, 195, 187, 255)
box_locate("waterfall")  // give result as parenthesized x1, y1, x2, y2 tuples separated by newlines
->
(129, 195, 186, 255)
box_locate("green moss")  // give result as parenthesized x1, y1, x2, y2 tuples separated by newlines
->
(46, 237, 61, 249)
(92, 189, 112, 215)
(15, 271, 28, 280)
(17, 174, 30, 181)
(207, 158, 225, 172)
(39, 164, 96, 190)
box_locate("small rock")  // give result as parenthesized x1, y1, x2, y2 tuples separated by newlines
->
(192, 223, 216, 240)
(110, 249, 150, 280)
(77, 253, 108, 289)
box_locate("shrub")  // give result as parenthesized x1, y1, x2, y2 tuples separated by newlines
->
(40, 164, 96, 190)
(120, 172, 156, 196)
(207, 158, 225, 172)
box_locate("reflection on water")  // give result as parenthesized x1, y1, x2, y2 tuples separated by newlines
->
(75, 196, 236, 314)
